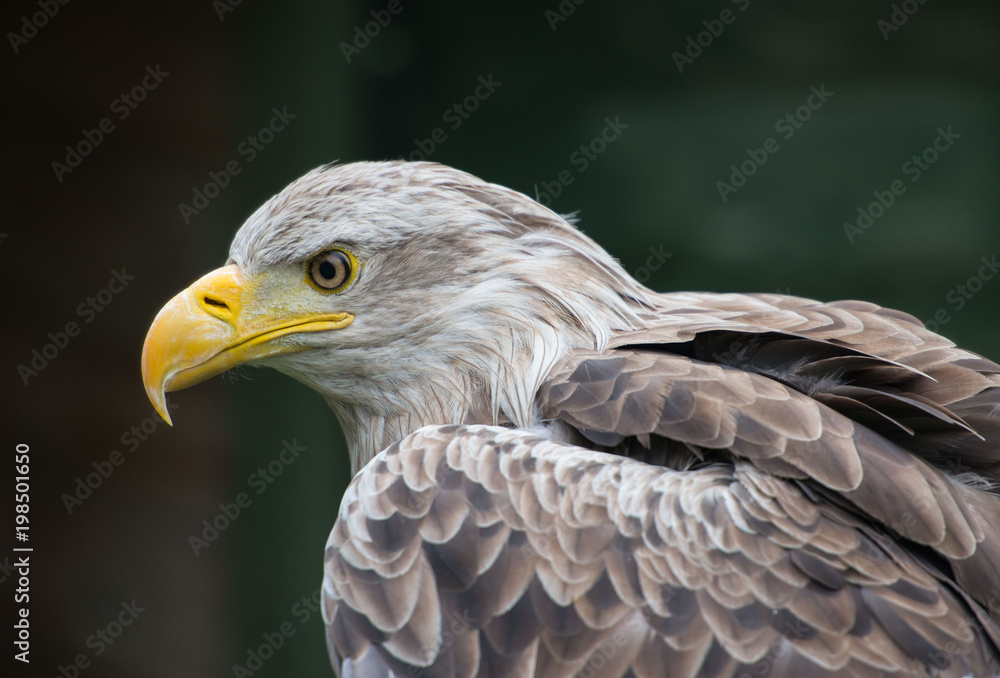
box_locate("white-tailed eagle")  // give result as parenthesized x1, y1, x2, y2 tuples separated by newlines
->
(142, 161, 1000, 677)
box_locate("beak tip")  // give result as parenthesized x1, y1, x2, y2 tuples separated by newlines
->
(142, 353, 172, 426)
(147, 386, 174, 426)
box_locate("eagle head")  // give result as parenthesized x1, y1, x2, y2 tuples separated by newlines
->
(142, 161, 648, 469)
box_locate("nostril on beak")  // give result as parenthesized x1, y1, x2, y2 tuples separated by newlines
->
(199, 293, 233, 321)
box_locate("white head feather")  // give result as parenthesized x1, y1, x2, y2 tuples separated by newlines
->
(228, 161, 656, 471)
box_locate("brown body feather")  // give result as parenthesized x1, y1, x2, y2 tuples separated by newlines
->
(325, 292, 1000, 678)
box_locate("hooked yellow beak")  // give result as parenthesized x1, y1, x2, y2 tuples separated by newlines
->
(141, 264, 353, 424)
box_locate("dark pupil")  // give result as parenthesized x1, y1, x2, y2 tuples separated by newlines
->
(319, 260, 338, 280)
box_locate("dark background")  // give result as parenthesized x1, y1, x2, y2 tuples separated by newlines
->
(3, 1, 998, 676)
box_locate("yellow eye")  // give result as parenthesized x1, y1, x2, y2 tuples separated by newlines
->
(308, 249, 357, 292)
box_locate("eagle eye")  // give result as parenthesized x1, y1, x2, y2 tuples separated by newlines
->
(308, 249, 356, 292)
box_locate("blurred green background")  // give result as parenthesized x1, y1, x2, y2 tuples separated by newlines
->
(3, 0, 998, 676)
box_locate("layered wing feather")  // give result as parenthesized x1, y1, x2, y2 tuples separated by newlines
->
(546, 293, 1000, 628)
(323, 425, 1000, 677)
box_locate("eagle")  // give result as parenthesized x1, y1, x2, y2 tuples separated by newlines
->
(142, 161, 1000, 677)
